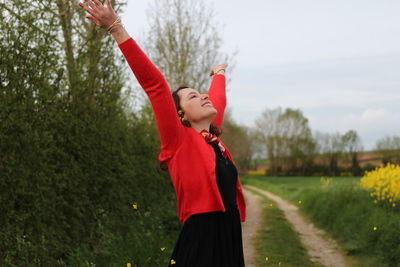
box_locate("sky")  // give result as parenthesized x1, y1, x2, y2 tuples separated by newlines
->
(120, 0, 400, 150)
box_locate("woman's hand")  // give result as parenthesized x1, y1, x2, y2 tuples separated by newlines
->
(78, 0, 118, 30)
(209, 63, 228, 76)
(78, 0, 130, 44)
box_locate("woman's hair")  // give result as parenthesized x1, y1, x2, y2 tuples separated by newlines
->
(159, 86, 222, 170)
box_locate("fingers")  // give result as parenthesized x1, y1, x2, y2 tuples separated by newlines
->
(105, 0, 113, 9)
(85, 0, 98, 12)
(86, 15, 101, 26)
(91, 0, 102, 6)
(79, 2, 97, 17)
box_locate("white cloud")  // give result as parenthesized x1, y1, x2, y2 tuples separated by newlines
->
(314, 109, 400, 149)
(360, 109, 391, 121)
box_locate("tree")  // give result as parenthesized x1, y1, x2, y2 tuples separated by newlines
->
(375, 135, 400, 164)
(220, 109, 257, 175)
(341, 130, 363, 176)
(142, 0, 236, 92)
(255, 107, 315, 176)
(314, 132, 346, 176)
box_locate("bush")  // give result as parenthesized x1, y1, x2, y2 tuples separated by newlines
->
(299, 182, 400, 266)
(359, 163, 400, 208)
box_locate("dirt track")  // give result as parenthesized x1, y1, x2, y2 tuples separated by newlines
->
(242, 185, 349, 267)
(241, 188, 263, 267)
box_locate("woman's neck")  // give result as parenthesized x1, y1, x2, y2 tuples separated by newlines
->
(191, 121, 212, 133)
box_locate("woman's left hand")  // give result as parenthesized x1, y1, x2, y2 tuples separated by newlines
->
(78, 0, 118, 29)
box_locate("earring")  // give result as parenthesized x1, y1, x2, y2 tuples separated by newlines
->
(178, 109, 186, 121)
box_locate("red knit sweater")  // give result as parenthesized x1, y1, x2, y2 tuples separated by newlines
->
(118, 38, 246, 224)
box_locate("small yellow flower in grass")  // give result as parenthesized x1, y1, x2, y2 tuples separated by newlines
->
(170, 259, 176, 265)
(127, 263, 131, 267)
(265, 256, 269, 261)
(373, 226, 378, 231)
(132, 203, 138, 210)
(160, 247, 165, 251)
(298, 200, 302, 204)
(392, 203, 397, 207)
(269, 203, 273, 207)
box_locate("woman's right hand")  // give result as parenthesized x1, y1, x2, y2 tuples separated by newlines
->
(209, 63, 228, 76)
(78, 0, 118, 30)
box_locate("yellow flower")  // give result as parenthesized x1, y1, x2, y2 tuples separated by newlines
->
(298, 200, 302, 204)
(160, 247, 165, 251)
(359, 164, 400, 207)
(127, 263, 131, 267)
(373, 226, 378, 231)
(170, 259, 176, 265)
(265, 256, 269, 261)
(132, 203, 138, 210)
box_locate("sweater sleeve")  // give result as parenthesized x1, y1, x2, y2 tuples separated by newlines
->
(207, 74, 227, 127)
(118, 38, 184, 163)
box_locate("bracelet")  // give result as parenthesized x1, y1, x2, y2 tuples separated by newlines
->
(107, 16, 121, 32)
(214, 68, 225, 75)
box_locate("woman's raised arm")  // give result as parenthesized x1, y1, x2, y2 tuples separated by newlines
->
(79, 0, 184, 163)
(208, 63, 227, 127)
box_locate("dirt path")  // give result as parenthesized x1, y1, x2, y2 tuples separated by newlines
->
(241, 188, 263, 267)
(245, 185, 348, 267)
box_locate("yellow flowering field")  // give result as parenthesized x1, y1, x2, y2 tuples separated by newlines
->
(359, 164, 400, 207)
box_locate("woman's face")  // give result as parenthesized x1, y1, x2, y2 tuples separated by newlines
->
(177, 88, 217, 123)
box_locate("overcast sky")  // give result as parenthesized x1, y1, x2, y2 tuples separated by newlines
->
(120, 0, 400, 150)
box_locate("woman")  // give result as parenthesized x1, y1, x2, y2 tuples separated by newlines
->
(79, 1, 246, 266)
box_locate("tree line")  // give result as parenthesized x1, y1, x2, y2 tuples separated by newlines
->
(223, 106, 400, 177)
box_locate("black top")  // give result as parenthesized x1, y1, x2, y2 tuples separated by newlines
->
(211, 143, 238, 211)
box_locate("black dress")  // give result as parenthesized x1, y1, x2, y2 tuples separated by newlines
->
(168, 143, 245, 267)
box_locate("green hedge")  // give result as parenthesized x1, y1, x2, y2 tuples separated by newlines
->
(298, 183, 400, 267)
(0, 2, 180, 265)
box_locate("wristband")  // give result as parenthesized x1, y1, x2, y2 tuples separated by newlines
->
(107, 16, 122, 32)
(214, 68, 225, 75)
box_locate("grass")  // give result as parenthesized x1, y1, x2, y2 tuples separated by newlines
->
(244, 187, 322, 267)
(241, 176, 400, 267)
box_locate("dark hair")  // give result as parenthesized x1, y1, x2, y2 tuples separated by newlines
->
(160, 86, 222, 170)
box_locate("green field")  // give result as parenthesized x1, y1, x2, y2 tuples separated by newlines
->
(241, 176, 400, 267)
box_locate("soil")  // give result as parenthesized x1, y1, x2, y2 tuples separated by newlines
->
(241, 188, 263, 267)
(243, 185, 349, 267)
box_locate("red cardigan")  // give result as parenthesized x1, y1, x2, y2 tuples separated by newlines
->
(118, 38, 246, 224)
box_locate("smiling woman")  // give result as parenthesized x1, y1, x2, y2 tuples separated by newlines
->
(171, 85, 224, 135)
(78, 0, 246, 266)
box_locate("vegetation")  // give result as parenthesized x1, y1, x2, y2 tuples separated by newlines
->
(142, 0, 236, 92)
(0, 0, 182, 265)
(0, 0, 231, 265)
(242, 175, 400, 267)
(360, 164, 400, 207)
(375, 136, 400, 164)
(245, 188, 321, 267)
(250, 105, 400, 177)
